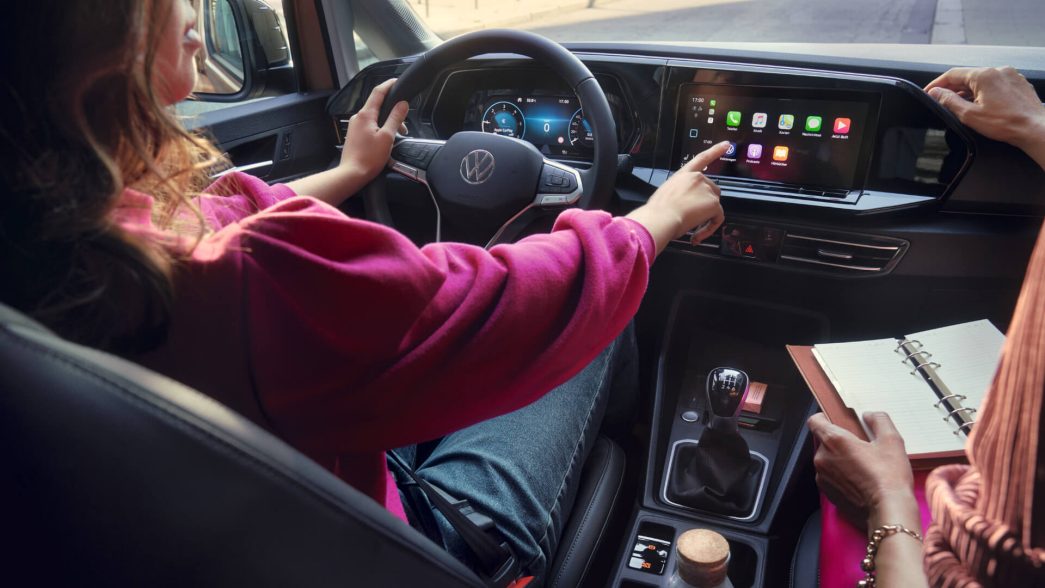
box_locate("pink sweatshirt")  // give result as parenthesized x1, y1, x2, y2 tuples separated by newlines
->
(123, 172, 655, 521)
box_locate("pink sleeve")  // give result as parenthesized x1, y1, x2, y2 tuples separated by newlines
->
(196, 172, 298, 229)
(237, 198, 655, 455)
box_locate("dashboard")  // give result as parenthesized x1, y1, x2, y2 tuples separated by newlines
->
(329, 54, 987, 212)
(326, 48, 1045, 276)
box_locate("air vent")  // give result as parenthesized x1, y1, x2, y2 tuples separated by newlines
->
(334, 118, 350, 148)
(672, 229, 722, 251)
(778, 232, 906, 274)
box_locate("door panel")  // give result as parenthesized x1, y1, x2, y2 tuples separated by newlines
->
(186, 91, 337, 183)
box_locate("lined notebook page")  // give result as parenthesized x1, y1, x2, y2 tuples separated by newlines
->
(813, 337, 966, 455)
(905, 320, 1005, 412)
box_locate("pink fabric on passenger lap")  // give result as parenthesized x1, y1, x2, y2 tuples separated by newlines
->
(818, 469, 932, 587)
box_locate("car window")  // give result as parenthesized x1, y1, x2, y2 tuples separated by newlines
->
(183, 0, 293, 113)
(405, 0, 1044, 47)
(355, 32, 378, 70)
(198, 0, 245, 94)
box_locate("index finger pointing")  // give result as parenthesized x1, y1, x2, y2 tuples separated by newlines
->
(924, 67, 979, 93)
(681, 141, 731, 172)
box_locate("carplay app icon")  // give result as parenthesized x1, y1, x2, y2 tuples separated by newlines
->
(804, 115, 823, 132)
(752, 112, 768, 128)
(725, 142, 737, 157)
(747, 144, 763, 159)
(726, 111, 742, 127)
(833, 117, 852, 134)
(778, 114, 794, 130)
(773, 145, 789, 161)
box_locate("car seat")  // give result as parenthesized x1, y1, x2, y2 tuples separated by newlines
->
(0, 302, 623, 586)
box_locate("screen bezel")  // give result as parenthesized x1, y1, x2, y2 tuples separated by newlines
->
(671, 83, 883, 194)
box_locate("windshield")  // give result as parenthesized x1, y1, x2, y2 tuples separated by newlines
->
(406, 0, 1044, 46)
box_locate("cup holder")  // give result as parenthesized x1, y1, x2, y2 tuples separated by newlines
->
(724, 538, 759, 588)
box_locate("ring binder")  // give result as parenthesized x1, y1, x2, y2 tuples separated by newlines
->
(900, 350, 933, 362)
(897, 335, 983, 440)
(894, 338, 923, 352)
(909, 361, 941, 375)
(942, 407, 977, 421)
(933, 394, 967, 408)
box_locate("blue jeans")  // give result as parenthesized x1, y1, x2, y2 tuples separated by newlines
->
(388, 324, 636, 580)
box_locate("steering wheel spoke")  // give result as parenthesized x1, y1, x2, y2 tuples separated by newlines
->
(388, 137, 446, 184)
(536, 160, 584, 208)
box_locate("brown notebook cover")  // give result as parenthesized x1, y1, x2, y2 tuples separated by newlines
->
(787, 344, 967, 470)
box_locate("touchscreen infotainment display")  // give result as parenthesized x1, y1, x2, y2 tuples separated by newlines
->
(675, 84, 880, 193)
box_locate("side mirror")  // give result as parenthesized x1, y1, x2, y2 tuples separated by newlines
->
(192, 0, 295, 102)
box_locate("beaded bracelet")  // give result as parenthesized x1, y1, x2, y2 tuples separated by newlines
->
(857, 523, 923, 588)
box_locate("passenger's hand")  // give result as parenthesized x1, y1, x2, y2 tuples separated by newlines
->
(626, 142, 729, 255)
(925, 66, 1045, 168)
(807, 412, 917, 525)
(340, 78, 409, 184)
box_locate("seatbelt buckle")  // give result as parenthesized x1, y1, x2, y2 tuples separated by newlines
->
(484, 544, 522, 588)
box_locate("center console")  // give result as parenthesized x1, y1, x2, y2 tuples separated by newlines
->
(611, 293, 826, 587)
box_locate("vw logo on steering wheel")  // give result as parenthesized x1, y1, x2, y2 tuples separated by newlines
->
(460, 149, 495, 184)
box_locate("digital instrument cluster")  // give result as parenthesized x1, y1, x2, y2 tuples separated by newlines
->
(478, 95, 594, 158)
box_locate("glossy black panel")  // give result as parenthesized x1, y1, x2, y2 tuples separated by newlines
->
(656, 61, 974, 207)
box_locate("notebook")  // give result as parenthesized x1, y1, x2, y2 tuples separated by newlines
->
(787, 320, 1005, 465)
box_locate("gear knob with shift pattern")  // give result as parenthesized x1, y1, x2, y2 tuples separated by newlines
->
(706, 367, 750, 421)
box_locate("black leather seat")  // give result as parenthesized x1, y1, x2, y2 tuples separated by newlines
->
(0, 303, 624, 586)
(790, 510, 822, 588)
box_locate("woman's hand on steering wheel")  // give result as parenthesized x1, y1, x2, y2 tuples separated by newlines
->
(625, 141, 729, 256)
(341, 79, 410, 187)
(286, 80, 408, 207)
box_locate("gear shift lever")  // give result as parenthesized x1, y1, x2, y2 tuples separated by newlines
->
(667, 367, 763, 517)
(706, 367, 750, 431)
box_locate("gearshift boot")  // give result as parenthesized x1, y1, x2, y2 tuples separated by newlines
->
(667, 367, 764, 517)
(666, 427, 764, 517)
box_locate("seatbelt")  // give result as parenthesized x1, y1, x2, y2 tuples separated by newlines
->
(387, 451, 523, 588)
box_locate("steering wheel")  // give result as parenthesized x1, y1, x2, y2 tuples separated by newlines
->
(367, 29, 618, 247)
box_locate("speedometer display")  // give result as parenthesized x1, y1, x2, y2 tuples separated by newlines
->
(568, 109, 594, 149)
(482, 101, 526, 138)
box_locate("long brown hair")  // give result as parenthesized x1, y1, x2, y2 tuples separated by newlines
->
(1, 0, 224, 351)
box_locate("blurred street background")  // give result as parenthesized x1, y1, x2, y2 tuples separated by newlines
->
(406, 0, 1044, 45)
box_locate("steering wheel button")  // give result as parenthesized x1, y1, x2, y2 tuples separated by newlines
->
(541, 195, 568, 205)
